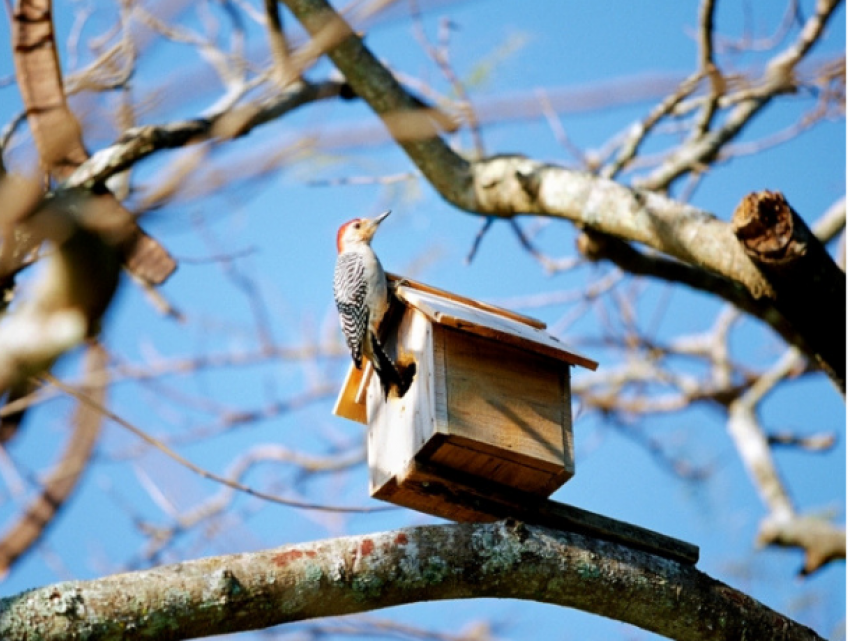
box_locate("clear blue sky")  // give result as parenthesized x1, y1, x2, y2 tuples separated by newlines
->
(0, 1, 845, 639)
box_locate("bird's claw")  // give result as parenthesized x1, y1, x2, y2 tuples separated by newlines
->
(390, 277, 411, 291)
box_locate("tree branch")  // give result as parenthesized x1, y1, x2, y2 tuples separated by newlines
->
(574, 229, 804, 354)
(61, 79, 345, 191)
(0, 342, 106, 574)
(281, 0, 843, 384)
(0, 521, 825, 641)
(732, 191, 845, 389)
(758, 514, 846, 576)
(728, 345, 845, 574)
(264, 0, 292, 83)
(635, 0, 842, 190)
(10, 0, 176, 286)
(284, 0, 772, 287)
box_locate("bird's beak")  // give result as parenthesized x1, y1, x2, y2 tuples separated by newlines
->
(362, 210, 391, 241)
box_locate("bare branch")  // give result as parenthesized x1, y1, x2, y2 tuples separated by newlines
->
(636, 0, 842, 190)
(0, 521, 826, 641)
(728, 351, 801, 521)
(0, 197, 122, 397)
(812, 195, 846, 243)
(281, 0, 843, 383)
(45, 373, 391, 514)
(727, 344, 845, 573)
(0, 342, 106, 574)
(574, 229, 801, 350)
(600, 72, 703, 180)
(767, 431, 837, 451)
(265, 0, 293, 83)
(62, 79, 346, 191)
(409, 2, 483, 157)
(758, 514, 845, 576)
(690, 0, 722, 138)
(11, 0, 176, 285)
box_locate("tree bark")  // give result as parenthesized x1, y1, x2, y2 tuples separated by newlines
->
(0, 521, 824, 641)
(732, 191, 846, 389)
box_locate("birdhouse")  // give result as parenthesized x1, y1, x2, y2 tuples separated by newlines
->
(333, 276, 597, 521)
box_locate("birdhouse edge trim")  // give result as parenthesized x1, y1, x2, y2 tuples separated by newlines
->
(394, 284, 598, 371)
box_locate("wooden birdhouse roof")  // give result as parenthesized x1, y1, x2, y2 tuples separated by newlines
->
(333, 276, 597, 423)
(390, 277, 598, 369)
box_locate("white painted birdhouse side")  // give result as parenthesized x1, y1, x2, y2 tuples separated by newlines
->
(333, 277, 597, 521)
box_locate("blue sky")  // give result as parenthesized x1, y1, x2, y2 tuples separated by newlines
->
(0, 1, 845, 639)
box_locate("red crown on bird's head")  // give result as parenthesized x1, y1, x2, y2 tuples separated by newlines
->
(336, 219, 365, 253)
(336, 211, 391, 253)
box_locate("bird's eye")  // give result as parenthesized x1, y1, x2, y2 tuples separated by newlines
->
(353, 222, 361, 229)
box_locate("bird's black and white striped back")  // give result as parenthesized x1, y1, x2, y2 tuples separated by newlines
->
(334, 251, 369, 366)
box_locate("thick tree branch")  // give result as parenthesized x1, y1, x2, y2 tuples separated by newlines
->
(279, 0, 754, 290)
(281, 0, 843, 384)
(0, 521, 825, 641)
(732, 191, 845, 389)
(285, 0, 771, 282)
(575, 229, 803, 352)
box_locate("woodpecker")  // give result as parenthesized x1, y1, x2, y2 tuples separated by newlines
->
(334, 210, 404, 399)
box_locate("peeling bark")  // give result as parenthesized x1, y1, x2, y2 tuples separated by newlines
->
(0, 522, 825, 641)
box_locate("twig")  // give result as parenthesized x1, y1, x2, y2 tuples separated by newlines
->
(409, 1, 484, 157)
(690, 0, 722, 138)
(636, 0, 842, 190)
(44, 374, 392, 514)
(464, 217, 494, 264)
(600, 72, 703, 180)
(0, 343, 107, 574)
(264, 0, 293, 84)
(535, 88, 590, 169)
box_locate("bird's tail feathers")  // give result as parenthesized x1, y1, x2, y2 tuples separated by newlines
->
(369, 332, 405, 400)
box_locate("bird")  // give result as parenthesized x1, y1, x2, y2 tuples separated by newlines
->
(334, 210, 405, 399)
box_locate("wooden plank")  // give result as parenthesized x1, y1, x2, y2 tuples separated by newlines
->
(397, 286, 598, 371)
(403, 309, 437, 453)
(442, 328, 567, 469)
(384, 460, 699, 566)
(332, 365, 367, 424)
(561, 367, 575, 477)
(355, 363, 372, 405)
(368, 306, 436, 496)
(539, 501, 700, 566)
(426, 436, 567, 495)
(387, 273, 546, 329)
(431, 318, 449, 437)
